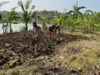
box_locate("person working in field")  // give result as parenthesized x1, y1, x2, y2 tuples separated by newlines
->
(47, 24, 56, 37)
(32, 22, 49, 56)
(47, 23, 60, 37)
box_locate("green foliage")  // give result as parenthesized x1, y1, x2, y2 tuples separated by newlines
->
(29, 66, 37, 72)
(14, 30, 18, 33)
(0, 71, 5, 75)
(13, 21, 18, 24)
(0, 13, 2, 21)
(25, 0, 32, 10)
(63, 49, 100, 74)
(64, 72, 69, 75)
(41, 16, 49, 31)
(52, 2, 100, 33)
(42, 21, 47, 31)
(40, 70, 46, 73)
(9, 68, 19, 75)
(68, 2, 85, 19)
(7, 7, 18, 33)
(18, 0, 35, 31)
(0, 1, 100, 33)
(41, 16, 50, 24)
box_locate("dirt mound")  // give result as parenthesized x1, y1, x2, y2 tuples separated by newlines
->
(0, 31, 89, 69)
(0, 31, 54, 69)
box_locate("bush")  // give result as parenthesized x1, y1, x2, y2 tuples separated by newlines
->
(13, 30, 18, 33)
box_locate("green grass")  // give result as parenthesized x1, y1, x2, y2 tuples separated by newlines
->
(64, 72, 69, 75)
(9, 68, 19, 75)
(0, 71, 5, 75)
(66, 49, 100, 69)
(29, 66, 37, 72)
(60, 39, 100, 74)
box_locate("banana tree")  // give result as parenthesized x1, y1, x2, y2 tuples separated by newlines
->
(69, 2, 85, 19)
(41, 16, 49, 31)
(0, 13, 5, 33)
(52, 11, 72, 27)
(83, 10, 96, 32)
(7, 7, 18, 33)
(84, 10, 94, 19)
(18, 0, 35, 31)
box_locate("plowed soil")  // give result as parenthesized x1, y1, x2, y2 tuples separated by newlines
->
(0, 31, 89, 70)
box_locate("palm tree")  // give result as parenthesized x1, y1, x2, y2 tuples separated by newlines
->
(69, 2, 85, 19)
(18, 0, 35, 31)
(7, 7, 18, 33)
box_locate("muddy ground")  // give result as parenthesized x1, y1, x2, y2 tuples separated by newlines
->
(0, 31, 91, 74)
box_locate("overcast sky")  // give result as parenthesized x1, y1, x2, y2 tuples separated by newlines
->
(0, 0, 100, 12)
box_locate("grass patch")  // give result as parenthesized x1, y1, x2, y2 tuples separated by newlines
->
(64, 72, 69, 75)
(9, 68, 19, 75)
(0, 71, 5, 75)
(40, 70, 46, 73)
(29, 66, 37, 72)
(63, 49, 100, 74)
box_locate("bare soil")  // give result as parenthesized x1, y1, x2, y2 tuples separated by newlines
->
(0, 31, 90, 74)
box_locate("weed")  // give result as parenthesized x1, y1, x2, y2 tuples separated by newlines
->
(9, 68, 19, 75)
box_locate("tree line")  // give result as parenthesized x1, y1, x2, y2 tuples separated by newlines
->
(51, 2, 100, 33)
(0, 0, 100, 34)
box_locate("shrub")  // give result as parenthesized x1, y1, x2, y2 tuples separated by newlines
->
(13, 30, 18, 33)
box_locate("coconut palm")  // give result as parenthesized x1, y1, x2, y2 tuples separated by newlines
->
(69, 2, 85, 19)
(18, 0, 35, 31)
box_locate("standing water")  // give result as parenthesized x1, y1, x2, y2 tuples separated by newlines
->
(0, 23, 49, 34)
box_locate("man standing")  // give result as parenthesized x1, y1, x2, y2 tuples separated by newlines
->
(32, 22, 48, 56)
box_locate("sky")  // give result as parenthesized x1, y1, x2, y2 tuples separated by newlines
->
(0, 0, 100, 12)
